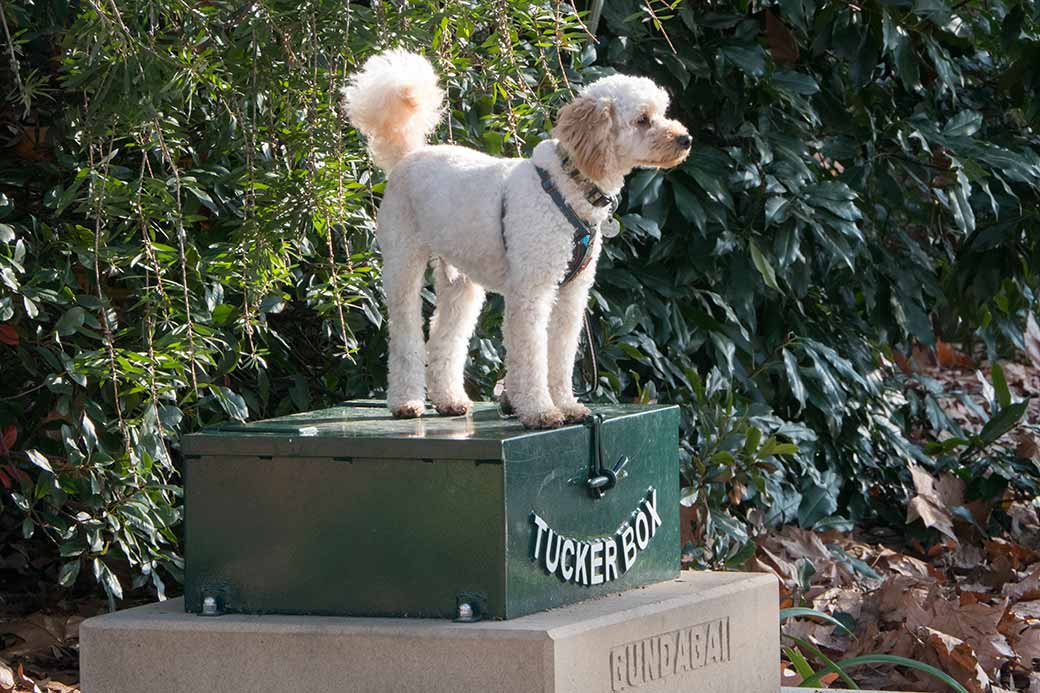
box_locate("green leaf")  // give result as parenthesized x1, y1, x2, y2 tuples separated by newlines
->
(765, 196, 789, 227)
(780, 606, 856, 636)
(627, 170, 662, 207)
(979, 401, 1029, 446)
(720, 45, 767, 78)
(784, 635, 861, 689)
(912, 0, 952, 26)
(782, 348, 807, 411)
(620, 213, 661, 240)
(798, 472, 839, 527)
(743, 426, 763, 456)
(158, 405, 183, 431)
(212, 386, 249, 422)
(800, 654, 968, 693)
(943, 111, 982, 138)
(672, 181, 707, 233)
(991, 363, 1011, 409)
(771, 70, 819, 95)
(883, 14, 921, 90)
(891, 293, 935, 347)
(94, 558, 124, 600)
(783, 646, 816, 681)
(749, 240, 781, 292)
(11, 492, 30, 512)
(25, 449, 53, 473)
(59, 560, 81, 587)
(289, 376, 311, 411)
(0, 223, 14, 243)
(55, 306, 86, 336)
(82, 414, 99, 455)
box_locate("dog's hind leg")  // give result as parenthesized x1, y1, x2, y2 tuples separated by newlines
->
(381, 241, 430, 419)
(426, 261, 485, 416)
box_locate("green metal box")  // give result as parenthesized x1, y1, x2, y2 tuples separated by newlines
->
(182, 401, 680, 620)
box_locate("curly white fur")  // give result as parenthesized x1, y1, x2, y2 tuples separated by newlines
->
(341, 50, 444, 171)
(344, 50, 690, 429)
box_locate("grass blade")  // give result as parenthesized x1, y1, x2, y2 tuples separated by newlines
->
(799, 654, 969, 693)
(780, 606, 855, 637)
(784, 634, 860, 689)
(783, 646, 816, 681)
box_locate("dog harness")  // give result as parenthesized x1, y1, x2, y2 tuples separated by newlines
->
(498, 149, 616, 399)
(533, 165, 599, 286)
(500, 151, 619, 287)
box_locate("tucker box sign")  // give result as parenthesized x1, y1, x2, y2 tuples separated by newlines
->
(182, 401, 679, 620)
(531, 488, 663, 586)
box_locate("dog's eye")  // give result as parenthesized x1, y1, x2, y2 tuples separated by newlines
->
(636, 114, 650, 127)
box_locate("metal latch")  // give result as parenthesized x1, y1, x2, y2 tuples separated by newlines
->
(585, 414, 629, 498)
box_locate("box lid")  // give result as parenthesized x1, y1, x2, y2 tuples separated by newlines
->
(181, 399, 676, 460)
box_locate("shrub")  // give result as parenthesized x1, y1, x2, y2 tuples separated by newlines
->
(0, 0, 589, 602)
(2, 0, 1039, 601)
(587, 0, 1040, 561)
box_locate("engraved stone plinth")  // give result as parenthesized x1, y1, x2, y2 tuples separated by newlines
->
(80, 571, 778, 693)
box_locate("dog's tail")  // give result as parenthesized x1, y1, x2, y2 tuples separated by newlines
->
(342, 49, 444, 173)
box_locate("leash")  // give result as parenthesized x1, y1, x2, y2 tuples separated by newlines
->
(574, 308, 599, 398)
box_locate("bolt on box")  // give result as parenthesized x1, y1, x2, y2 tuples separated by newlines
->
(181, 400, 680, 620)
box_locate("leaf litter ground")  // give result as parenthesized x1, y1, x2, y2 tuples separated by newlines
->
(754, 516, 1040, 693)
(754, 343, 1040, 692)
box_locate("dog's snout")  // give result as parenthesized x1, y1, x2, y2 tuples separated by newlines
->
(676, 134, 692, 149)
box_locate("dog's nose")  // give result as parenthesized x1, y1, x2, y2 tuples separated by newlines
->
(676, 134, 692, 149)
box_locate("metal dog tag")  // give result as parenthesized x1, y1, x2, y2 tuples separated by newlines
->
(601, 217, 621, 238)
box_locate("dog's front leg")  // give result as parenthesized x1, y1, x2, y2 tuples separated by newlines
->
(503, 284, 565, 429)
(548, 275, 594, 424)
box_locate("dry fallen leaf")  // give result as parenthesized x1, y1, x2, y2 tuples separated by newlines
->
(1025, 313, 1040, 370)
(1004, 565, 1040, 602)
(0, 660, 15, 691)
(914, 596, 1016, 673)
(0, 613, 81, 659)
(762, 513, 1040, 693)
(764, 9, 799, 64)
(925, 627, 991, 693)
(937, 339, 974, 369)
(1010, 600, 1040, 620)
(907, 464, 965, 542)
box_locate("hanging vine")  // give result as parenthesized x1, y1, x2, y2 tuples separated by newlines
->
(0, 0, 588, 601)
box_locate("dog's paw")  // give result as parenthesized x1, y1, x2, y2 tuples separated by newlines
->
(433, 397, 473, 417)
(520, 408, 566, 430)
(497, 390, 515, 416)
(560, 402, 591, 424)
(390, 401, 426, 419)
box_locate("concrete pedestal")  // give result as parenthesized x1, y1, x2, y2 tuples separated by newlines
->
(80, 571, 779, 693)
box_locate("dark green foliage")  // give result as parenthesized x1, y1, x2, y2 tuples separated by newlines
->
(587, 0, 1040, 559)
(2, 0, 1039, 601)
(0, 0, 589, 601)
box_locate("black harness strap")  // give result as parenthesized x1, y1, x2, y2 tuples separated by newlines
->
(533, 165, 597, 287)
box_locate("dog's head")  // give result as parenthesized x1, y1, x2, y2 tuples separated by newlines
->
(553, 75, 691, 183)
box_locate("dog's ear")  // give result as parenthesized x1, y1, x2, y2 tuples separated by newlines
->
(553, 95, 615, 181)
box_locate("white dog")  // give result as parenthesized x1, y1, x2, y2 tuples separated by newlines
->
(343, 50, 690, 429)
